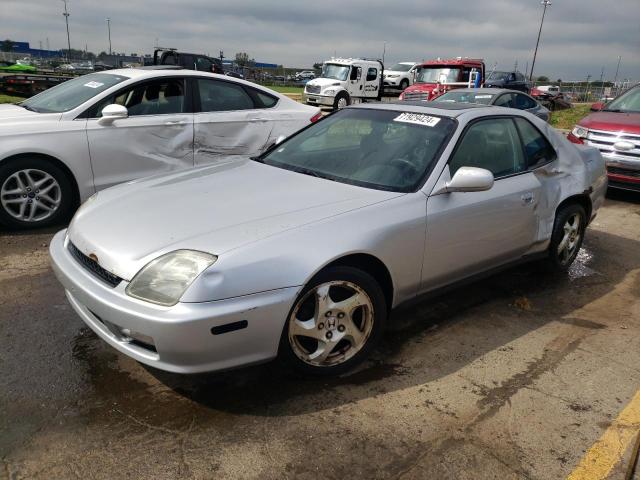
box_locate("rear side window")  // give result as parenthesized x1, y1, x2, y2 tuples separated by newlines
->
(494, 93, 515, 108)
(251, 89, 278, 108)
(197, 79, 254, 111)
(514, 94, 537, 110)
(366, 68, 378, 81)
(514, 118, 557, 169)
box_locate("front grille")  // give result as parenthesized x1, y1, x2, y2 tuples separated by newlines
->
(402, 92, 429, 101)
(305, 84, 321, 94)
(586, 129, 640, 162)
(68, 242, 122, 287)
(607, 167, 640, 179)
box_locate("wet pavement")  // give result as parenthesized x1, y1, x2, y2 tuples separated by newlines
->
(1, 190, 640, 479)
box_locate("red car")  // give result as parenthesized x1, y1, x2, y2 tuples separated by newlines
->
(568, 84, 640, 191)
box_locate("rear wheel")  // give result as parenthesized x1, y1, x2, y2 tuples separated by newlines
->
(0, 157, 75, 229)
(280, 266, 387, 376)
(333, 92, 350, 111)
(547, 203, 586, 271)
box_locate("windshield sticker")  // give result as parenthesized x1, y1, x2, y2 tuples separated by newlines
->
(394, 112, 441, 127)
(474, 95, 493, 99)
(83, 81, 104, 88)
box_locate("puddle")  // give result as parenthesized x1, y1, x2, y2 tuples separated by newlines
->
(568, 248, 599, 281)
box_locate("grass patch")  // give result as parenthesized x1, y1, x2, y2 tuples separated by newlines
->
(265, 85, 304, 95)
(0, 94, 25, 104)
(549, 104, 591, 130)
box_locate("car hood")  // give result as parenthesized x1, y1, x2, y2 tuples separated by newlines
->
(0, 104, 62, 125)
(68, 159, 403, 281)
(306, 77, 344, 88)
(384, 70, 408, 76)
(578, 111, 640, 134)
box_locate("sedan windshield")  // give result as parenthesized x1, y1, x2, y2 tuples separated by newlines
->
(416, 67, 461, 84)
(259, 109, 455, 192)
(321, 64, 350, 81)
(604, 86, 640, 113)
(19, 73, 128, 113)
(389, 63, 413, 72)
(487, 71, 509, 81)
(436, 91, 496, 105)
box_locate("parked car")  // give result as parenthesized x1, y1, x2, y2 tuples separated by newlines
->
(568, 83, 640, 192)
(484, 71, 530, 92)
(0, 68, 321, 228)
(154, 48, 224, 74)
(383, 62, 419, 91)
(304, 58, 383, 110)
(400, 57, 485, 102)
(434, 88, 550, 122)
(296, 70, 316, 81)
(50, 102, 606, 376)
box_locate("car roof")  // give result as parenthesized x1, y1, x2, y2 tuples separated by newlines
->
(350, 101, 496, 118)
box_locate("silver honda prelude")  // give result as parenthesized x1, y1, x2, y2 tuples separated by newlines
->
(50, 102, 607, 376)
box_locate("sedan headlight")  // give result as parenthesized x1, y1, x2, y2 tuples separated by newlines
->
(571, 125, 589, 139)
(126, 250, 217, 306)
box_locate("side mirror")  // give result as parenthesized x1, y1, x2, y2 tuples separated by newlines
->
(98, 104, 128, 125)
(433, 166, 494, 195)
(275, 135, 287, 145)
(590, 102, 604, 112)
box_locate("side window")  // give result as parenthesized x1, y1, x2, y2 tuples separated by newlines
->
(197, 79, 255, 111)
(461, 68, 472, 83)
(449, 118, 526, 179)
(350, 67, 361, 81)
(249, 88, 278, 108)
(366, 68, 378, 81)
(515, 94, 537, 110)
(514, 117, 557, 169)
(494, 93, 515, 108)
(195, 57, 213, 72)
(90, 79, 185, 117)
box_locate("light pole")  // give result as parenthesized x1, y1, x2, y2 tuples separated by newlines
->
(529, 0, 551, 82)
(61, 0, 71, 59)
(106, 18, 112, 55)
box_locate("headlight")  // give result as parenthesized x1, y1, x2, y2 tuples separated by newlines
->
(126, 250, 217, 306)
(387, 74, 399, 78)
(324, 89, 336, 95)
(571, 125, 589, 139)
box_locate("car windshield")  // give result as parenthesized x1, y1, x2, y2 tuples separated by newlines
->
(259, 109, 456, 192)
(436, 91, 496, 105)
(604, 87, 640, 113)
(416, 67, 461, 84)
(389, 63, 413, 72)
(321, 64, 350, 81)
(19, 73, 128, 113)
(487, 71, 509, 81)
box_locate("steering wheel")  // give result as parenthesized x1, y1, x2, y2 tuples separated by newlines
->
(389, 158, 420, 179)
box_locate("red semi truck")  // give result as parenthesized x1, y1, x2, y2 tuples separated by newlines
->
(399, 57, 485, 102)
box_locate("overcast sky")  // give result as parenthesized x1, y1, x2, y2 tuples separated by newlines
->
(2, 0, 638, 81)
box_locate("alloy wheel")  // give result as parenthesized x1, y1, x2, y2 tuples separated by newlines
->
(557, 212, 582, 265)
(0, 169, 61, 222)
(288, 280, 374, 367)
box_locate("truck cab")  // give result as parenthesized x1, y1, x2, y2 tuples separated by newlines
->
(400, 57, 485, 102)
(303, 58, 383, 110)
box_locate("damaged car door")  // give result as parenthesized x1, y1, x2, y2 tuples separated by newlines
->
(193, 78, 273, 164)
(85, 77, 194, 190)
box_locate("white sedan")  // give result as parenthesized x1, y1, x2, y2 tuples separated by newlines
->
(0, 68, 321, 228)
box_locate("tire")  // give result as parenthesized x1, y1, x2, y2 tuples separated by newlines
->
(279, 266, 387, 376)
(546, 203, 587, 271)
(333, 92, 350, 111)
(0, 157, 75, 229)
(400, 79, 409, 91)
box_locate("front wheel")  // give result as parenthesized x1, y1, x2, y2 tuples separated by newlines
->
(400, 79, 409, 91)
(333, 92, 350, 111)
(0, 157, 75, 229)
(280, 266, 387, 376)
(547, 203, 587, 271)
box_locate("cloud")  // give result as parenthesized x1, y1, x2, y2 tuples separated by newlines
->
(1, 0, 638, 80)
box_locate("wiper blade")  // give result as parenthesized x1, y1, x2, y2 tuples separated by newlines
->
(18, 103, 37, 112)
(249, 156, 265, 164)
(602, 108, 622, 112)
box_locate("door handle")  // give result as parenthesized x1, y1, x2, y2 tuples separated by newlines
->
(521, 192, 534, 205)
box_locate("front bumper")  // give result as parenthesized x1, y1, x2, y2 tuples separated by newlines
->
(605, 156, 640, 192)
(303, 93, 335, 107)
(49, 230, 298, 373)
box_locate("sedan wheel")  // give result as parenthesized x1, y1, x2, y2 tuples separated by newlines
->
(281, 266, 386, 375)
(556, 212, 583, 266)
(547, 203, 586, 271)
(1, 169, 62, 223)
